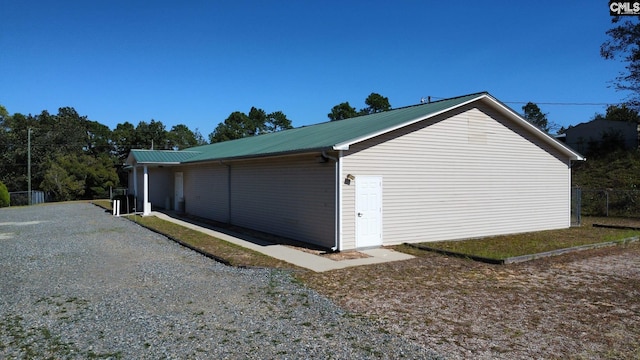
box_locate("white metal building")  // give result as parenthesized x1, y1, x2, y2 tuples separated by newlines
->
(127, 92, 584, 251)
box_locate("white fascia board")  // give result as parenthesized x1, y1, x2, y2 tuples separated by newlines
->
(485, 96, 585, 161)
(130, 161, 182, 166)
(332, 94, 486, 151)
(333, 94, 585, 161)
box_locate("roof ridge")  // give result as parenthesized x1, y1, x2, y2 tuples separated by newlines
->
(389, 91, 489, 112)
(180, 91, 492, 159)
(292, 91, 490, 129)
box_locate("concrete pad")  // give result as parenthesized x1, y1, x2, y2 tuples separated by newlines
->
(150, 212, 413, 272)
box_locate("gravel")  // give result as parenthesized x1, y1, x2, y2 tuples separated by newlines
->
(0, 203, 441, 359)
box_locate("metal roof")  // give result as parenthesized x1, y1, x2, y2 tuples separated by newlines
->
(126, 92, 584, 165)
(128, 150, 202, 164)
(182, 92, 489, 163)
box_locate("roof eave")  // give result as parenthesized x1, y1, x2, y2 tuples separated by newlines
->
(183, 147, 335, 164)
(131, 162, 182, 166)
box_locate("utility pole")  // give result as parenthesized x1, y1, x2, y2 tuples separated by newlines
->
(27, 128, 31, 205)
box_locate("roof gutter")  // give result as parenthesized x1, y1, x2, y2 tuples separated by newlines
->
(183, 147, 335, 165)
(134, 162, 182, 166)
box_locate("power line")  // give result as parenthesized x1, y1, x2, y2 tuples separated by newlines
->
(428, 96, 614, 107)
(502, 101, 613, 106)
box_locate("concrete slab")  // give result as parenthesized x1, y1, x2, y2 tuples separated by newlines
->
(150, 211, 413, 272)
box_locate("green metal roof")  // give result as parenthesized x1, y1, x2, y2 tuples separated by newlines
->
(128, 150, 202, 164)
(127, 92, 583, 165)
(181, 92, 487, 163)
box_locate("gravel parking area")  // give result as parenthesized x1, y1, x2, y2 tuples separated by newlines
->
(0, 203, 439, 359)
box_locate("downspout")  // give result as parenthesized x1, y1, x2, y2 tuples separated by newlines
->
(322, 150, 341, 252)
(220, 160, 232, 224)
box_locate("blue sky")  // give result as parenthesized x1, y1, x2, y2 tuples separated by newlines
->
(0, 1, 628, 135)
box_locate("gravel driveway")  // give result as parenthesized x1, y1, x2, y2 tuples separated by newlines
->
(0, 203, 440, 359)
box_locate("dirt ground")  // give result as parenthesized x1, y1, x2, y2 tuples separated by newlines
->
(299, 239, 640, 359)
(155, 212, 640, 358)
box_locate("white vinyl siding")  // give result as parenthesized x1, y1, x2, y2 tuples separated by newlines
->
(230, 154, 336, 248)
(177, 154, 336, 248)
(150, 168, 172, 209)
(341, 103, 572, 248)
(182, 163, 230, 222)
(130, 167, 172, 210)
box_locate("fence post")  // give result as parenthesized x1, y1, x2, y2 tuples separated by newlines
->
(571, 187, 582, 226)
(577, 188, 581, 225)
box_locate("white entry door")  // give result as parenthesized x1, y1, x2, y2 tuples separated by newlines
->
(355, 176, 382, 248)
(174, 172, 184, 210)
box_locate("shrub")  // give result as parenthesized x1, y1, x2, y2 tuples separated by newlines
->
(0, 181, 9, 207)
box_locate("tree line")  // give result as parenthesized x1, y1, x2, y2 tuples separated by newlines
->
(5, 9, 640, 205)
(0, 93, 398, 203)
(1, 14, 639, 204)
(0, 92, 587, 203)
(0, 105, 295, 202)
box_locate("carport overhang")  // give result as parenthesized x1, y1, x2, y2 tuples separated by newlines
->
(125, 160, 182, 216)
(128, 163, 150, 216)
(125, 149, 197, 216)
(131, 162, 180, 216)
(125, 148, 346, 251)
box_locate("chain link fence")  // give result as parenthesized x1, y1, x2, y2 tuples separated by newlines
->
(7, 187, 128, 207)
(576, 188, 640, 218)
(8, 191, 46, 206)
(571, 187, 582, 226)
(109, 187, 128, 199)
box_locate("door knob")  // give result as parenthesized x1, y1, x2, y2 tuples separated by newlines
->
(357, 212, 363, 217)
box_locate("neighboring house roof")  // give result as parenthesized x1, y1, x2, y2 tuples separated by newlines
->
(127, 92, 584, 166)
(563, 118, 638, 154)
(567, 118, 635, 131)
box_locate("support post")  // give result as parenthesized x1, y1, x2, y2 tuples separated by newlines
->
(27, 128, 31, 205)
(143, 165, 151, 215)
(133, 166, 138, 206)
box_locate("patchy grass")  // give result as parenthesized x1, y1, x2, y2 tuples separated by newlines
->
(87, 207, 640, 358)
(298, 237, 640, 359)
(124, 214, 299, 270)
(409, 217, 640, 260)
(0, 297, 122, 359)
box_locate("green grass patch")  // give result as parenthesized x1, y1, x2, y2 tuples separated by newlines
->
(124, 214, 298, 269)
(408, 217, 640, 260)
(92, 200, 113, 211)
(0, 314, 121, 359)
